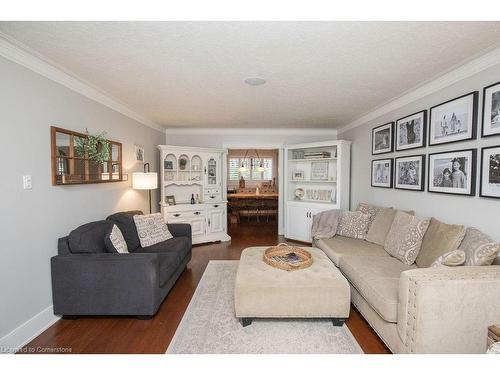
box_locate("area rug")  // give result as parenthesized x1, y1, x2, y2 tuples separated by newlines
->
(166, 260, 363, 354)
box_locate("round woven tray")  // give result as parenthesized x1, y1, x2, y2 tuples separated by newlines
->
(263, 243, 313, 271)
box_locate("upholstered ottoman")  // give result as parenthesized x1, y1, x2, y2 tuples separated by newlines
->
(234, 246, 350, 327)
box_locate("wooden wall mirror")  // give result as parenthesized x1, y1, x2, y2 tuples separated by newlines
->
(51, 126, 124, 185)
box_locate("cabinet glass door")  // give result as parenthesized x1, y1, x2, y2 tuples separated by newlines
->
(206, 157, 218, 186)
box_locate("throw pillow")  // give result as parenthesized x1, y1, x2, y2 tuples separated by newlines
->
(384, 211, 430, 265)
(415, 218, 466, 268)
(105, 224, 129, 253)
(68, 220, 114, 254)
(430, 250, 466, 267)
(459, 227, 500, 266)
(107, 210, 144, 251)
(336, 211, 371, 240)
(366, 208, 415, 246)
(356, 203, 387, 228)
(133, 213, 173, 248)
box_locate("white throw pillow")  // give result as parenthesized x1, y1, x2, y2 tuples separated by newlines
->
(133, 213, 173, 248)
(105, 224, 129, 253)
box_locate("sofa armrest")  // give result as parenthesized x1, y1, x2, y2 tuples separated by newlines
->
(397, 266, 500, 353)
(51, 253, 160, 316)
(167, 223, 192, 238)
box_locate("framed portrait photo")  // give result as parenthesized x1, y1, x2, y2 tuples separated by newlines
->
(395, 111, 427, 151)
(429, 91, 478, 146)
(372, 122, 394, 154)
(292, 170, 304, 180)
(482, 81, 500, 137)
(371, 158, 393, 188)
(428, 149, 476, 196)
(394, 155, 425, 191)
(135, 144, 145, 162)
(480, 145, 500, 199)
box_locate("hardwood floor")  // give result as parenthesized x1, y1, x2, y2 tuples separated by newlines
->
(20, 220, 390, 354)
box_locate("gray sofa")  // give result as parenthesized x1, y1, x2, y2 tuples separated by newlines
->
(51, 211, 192, 319)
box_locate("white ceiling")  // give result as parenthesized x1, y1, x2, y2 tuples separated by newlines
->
(1, 21, 500, 129)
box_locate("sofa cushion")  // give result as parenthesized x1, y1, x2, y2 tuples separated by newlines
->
(135, 236, 190, 286)
(340, 255, 417, 323)
(314, 236, 389, 266)
(68, 220, 114, 254)
(104, 224, 129, 254)
(106, 211, 144, 251)
(430, 250, 466, 267)
(384, 211, 430, 265)
(336, 211, 370, 240)
(133, 213, 173, 248)
(415, 218, 466, 268)
(459, 227, 500, 266)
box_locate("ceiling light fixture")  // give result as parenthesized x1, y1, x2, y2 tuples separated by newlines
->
(244, 77, 266, 86)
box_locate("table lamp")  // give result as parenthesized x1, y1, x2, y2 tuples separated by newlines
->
(132, 163, 158, 213)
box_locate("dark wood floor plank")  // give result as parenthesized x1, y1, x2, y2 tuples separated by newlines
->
(20, 220, 390, 354)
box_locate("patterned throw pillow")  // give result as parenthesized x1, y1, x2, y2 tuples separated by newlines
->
(430, 250, 466, 267)
(336, 211, 371, 240)
(133, 213, 173, 248)
(357, 203, 387, 228)
(105, 224, 129, 253)
(459, 227, 500, 266)
(384, 211, 431, 265)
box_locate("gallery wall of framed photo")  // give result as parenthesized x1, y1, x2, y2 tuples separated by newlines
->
(343, 62, 500, 239)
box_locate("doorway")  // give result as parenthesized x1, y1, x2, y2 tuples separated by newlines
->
(226, 148, 280, 236)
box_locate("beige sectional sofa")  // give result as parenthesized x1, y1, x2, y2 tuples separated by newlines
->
(313, 207, 500, 354)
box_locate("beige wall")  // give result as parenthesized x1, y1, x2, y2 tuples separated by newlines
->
(341, 62, 500, 241)
(0, 56, 165, 346)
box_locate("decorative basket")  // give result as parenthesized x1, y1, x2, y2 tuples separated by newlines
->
(263, 243, 313, 271)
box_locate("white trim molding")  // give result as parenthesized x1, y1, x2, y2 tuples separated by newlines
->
(0, 306, 60, 354)
(338, 45, 500, 134)
(0, 32, 163, 132)
(165, 127, 338, 136)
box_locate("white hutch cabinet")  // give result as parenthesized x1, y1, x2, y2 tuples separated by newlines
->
(158, 145, 231, 245)
(284, 140, 351, 243)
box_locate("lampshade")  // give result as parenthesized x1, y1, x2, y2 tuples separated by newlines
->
(132, 172, 158, 190)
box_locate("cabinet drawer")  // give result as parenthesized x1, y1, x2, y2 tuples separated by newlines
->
(204, 188, 220, 195)
(167, 210, 204, 220)
(204, 193, 221, 202)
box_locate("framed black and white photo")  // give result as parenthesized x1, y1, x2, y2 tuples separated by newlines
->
(292, 170, 305, 180)
(135, 144, 145, 162)
(371, 158, 393, 188)
(394, 155, 425, 191)
(372, 122, 394, 154)
(395, 111, 426, 151)
(480, 145, 500, 199)
(429, 92, 478, 146)
(428, 149, 476, 196)
(482, 81, 500, 138)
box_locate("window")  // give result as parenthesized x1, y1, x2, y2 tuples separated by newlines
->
(229, 157, 273, 181)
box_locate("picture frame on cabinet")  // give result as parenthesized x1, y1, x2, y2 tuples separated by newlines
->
(311, 161, 329, 180)
(371, 158, 393, 188)
(480, 145, 500, 199)
(164, 160, 174, 170)
(427, 149, 476, 196)
(166, 195, 176, 205)
(292, 170, 305, 180)
(394, 154, 425, 191)
(372, 122, 394, 154)
(395, 110, 427, 151)
(429, 92, 478, 146)
(482, 81, 500, 138)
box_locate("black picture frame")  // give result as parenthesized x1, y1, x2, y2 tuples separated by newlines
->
(427, 149, 476, 196)
(395, 110, 427, 151)
(371, 158, 393, 189)
(394, 154, 426, 191)
(371, 122, 394, 155)
(428, 91, 478, 146)
(479, 145, 500, 199)
(481, 80, 500, 138)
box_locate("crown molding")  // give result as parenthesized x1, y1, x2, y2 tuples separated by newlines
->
(0, 32, 164, 132)
(165, 127, 338, 136)
(338, 45, 500, 134)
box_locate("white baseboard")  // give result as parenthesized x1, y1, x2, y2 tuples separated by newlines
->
(0, 306, 60, 354)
